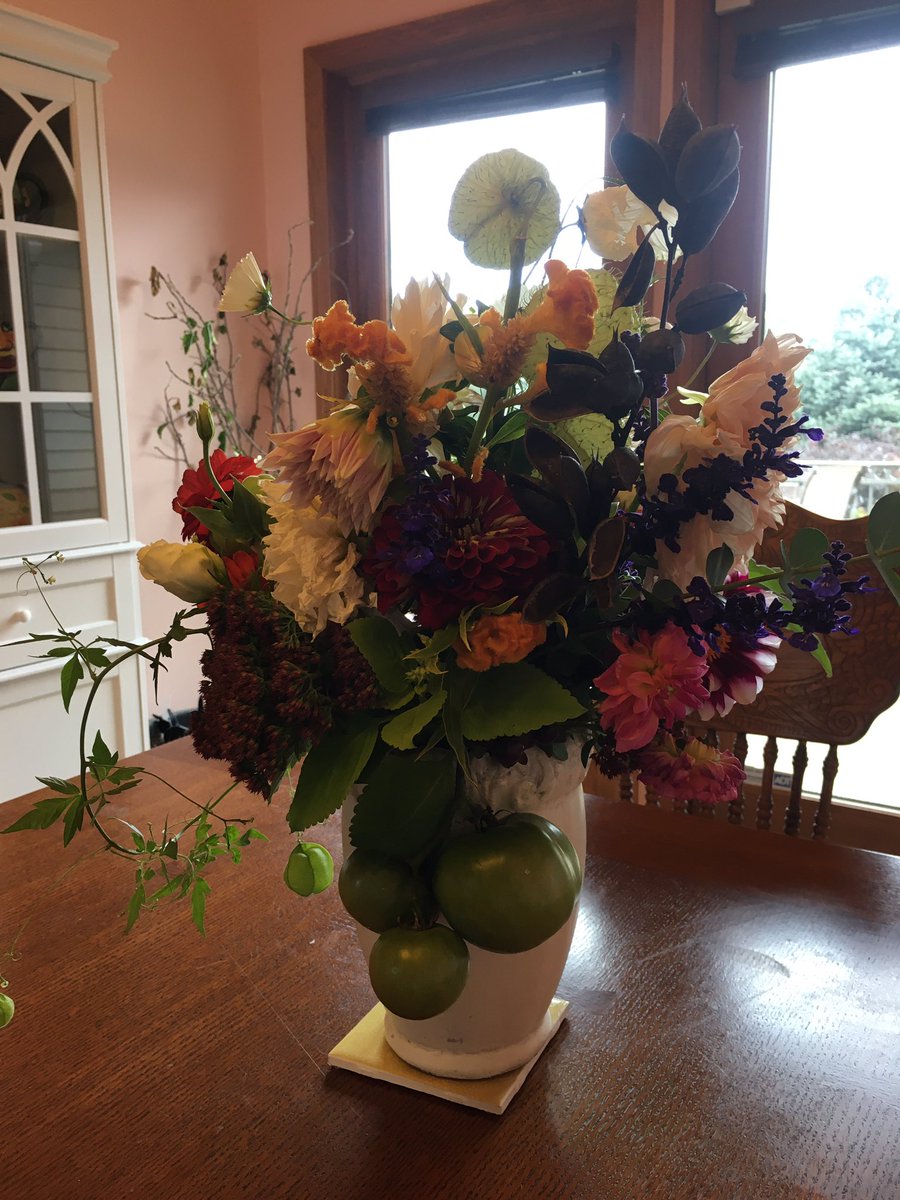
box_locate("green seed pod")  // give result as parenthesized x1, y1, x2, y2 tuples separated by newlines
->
(674, 168, 740, 256)
(610, 122, 669, 213)
(675, 283, 747, 335)
(284, 841, 334, 896)
(612, 236, 656, 311)
(0, 993, 14, 1029)
(658, 84, 702, 186)
(636, 328, 685, 374)
(675, 125, 741, 203)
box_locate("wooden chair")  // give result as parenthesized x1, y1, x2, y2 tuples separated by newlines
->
(619, 502, 900, 840)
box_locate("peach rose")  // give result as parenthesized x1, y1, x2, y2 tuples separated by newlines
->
(702, 331, 810, 450)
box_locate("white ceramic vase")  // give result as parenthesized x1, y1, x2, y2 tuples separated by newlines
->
(341, 745, 586, 1080)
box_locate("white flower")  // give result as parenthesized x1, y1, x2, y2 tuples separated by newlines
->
(137, 540, 223, 602)
(581, 185, 678, 264)
(262, 483, 369, 636)
(710, 306, 759, 346)
(348, 276, 460, 401)
(391, 276, 459, 395)
(218, 252, 271, 314)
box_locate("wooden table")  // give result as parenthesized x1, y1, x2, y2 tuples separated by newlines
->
(3, 740, 899, 1200)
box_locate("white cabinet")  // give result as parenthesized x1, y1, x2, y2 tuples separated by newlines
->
(0, 6, 147, 801)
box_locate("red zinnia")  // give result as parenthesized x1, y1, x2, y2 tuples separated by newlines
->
(173, 448, 261, 542)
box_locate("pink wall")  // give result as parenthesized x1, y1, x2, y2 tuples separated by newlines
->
(13, 0, 481, 718)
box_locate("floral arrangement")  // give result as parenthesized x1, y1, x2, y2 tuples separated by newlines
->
(3, 90, 899, 1029)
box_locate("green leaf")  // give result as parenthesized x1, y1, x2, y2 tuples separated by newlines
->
(62, 799, 85, 846)
(91, 730, 115, 768)
(288, 714, 379, 832)
(706, 545, 734, 590)
(866, 491, 900, 604)
(230, 477, 271, 541)
(486, 408, 529, 450)
(2, 794, 76, 834)
(35, 776, 81, 796)
(125, 883, 145, 933)
(783, 527, 829, 577)
(60, 655, 83, 712)
(191, 877, 211, 936)
(810, 638, 833, 678)
(459, 662, 585, 741)
(347, 616, 415, 695)
(184, 505, 246, 557)
(442, 668, 477, 773)
(349, 751, 456, 859)
(381, 691, 446, 751)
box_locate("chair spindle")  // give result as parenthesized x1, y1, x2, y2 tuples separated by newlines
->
(728, 732, 748, 825)
(756, 736, 778, 831)
(813, 744, 839, 839)
(784, 740, 808, 836)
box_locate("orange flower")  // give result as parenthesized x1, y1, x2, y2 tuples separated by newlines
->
(357, 318, 412, 366)
(456, 613, 547, 672)
(306, 300, 364, 369)
(306, 301, 411, 371)
(525, 260, 599, 350)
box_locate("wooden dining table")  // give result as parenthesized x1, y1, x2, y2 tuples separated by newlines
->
(2, 738, 899, 1200)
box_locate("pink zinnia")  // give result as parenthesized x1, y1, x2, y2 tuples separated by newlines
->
(266, 405, 394, 534)
(638, 734, 745, 806)
(593, 624, 710, 753)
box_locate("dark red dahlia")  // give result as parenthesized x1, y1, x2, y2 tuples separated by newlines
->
(363, 470, 552, 630)
(173, 448, 262, 542)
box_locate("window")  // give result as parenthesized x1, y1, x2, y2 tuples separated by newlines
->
(387, 101, 607, 306)
(715, 0, 900, 811)
(303, 0, 635, 407)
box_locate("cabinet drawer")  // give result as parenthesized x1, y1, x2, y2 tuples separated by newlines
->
(0, 555, 116, 673)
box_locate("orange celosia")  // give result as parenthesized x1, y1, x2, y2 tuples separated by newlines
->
(357, 319, 412, 367)
(525, 260, 599, 351)
(306, 300, 364, 369)
(455, 613, 547, 672)
(306, 301, 411, 371)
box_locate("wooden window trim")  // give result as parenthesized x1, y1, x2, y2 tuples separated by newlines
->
(711, 0, 900, 370)
(304, 0, 638, 411)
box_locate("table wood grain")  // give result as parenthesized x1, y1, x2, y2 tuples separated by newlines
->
(2, 740, 899, 1200)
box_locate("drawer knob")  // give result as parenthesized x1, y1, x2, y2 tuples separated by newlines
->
(11, 608, 31, 623)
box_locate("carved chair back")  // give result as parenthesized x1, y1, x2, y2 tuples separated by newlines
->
(622, 502, 900, 838)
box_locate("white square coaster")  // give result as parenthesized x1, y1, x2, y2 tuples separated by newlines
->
(327, 998, 568, 1115)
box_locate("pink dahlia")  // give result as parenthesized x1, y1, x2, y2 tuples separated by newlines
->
(593, 624, 710, 753)
(638, 734, 745, 806)
(265, 405, 394, 534)
(696, 626, 780, 720)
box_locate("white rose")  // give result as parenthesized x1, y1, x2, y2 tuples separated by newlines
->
(582, 185, 678, 264)
(137, 540, 224, 602)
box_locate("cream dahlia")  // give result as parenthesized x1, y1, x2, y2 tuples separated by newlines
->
(262, 483, 369, 636)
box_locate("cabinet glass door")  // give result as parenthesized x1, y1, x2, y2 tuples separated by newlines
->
(0, 74, 101, 533)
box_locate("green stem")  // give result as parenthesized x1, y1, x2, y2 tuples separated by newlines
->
(202, 438, 232, 504)
(681, 340, 716, 391)
(463, 235, 527, 472)
(719, 546, 899, 593)
(77, 628, 207, 854)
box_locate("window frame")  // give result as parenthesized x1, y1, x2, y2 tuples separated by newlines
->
(711, 0, 900, 369)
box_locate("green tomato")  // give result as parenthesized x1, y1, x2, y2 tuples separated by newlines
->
(338, 849, 433, 933)
(0, 993, 14, 1029)
(368, 925, 469, 1020)
(283, 841, 334, 896)
(432, 817, 580, 954)
(505, 813, 582, 888)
